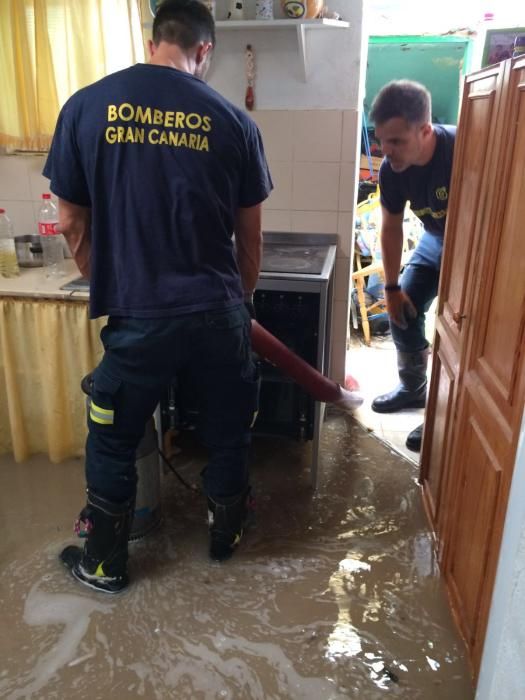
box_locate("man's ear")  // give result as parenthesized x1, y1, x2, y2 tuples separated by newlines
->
(196, 41, 213, 66)
(421, 122, 433, 138)
(147, 39, 156, 58)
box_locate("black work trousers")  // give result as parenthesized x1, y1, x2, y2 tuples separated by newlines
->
(85, 306, 259, 504)
(390, 231, 443, 353)
(390, 263, 441, 353)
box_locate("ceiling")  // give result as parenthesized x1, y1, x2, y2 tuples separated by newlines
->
(365, 0, 525, 35)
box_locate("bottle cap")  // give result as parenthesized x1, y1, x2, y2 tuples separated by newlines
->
(42, 193, 51, 199)
(0, 208, 5, 213)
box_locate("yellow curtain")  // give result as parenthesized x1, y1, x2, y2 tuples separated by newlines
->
(0, 298, 106, 462)
(0, 0, 145, 152)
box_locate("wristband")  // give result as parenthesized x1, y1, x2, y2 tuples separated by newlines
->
(384, 284, 401, 292)
(243, 291, 255, 303)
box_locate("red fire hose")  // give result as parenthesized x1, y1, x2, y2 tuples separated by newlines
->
(251, 320, 363, 412)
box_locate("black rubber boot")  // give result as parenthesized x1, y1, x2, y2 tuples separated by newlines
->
(207, 487, 254, 562)
(60, 490, 134, 594)
(371, 349, 428, 413)
(406, 423, 424, 452)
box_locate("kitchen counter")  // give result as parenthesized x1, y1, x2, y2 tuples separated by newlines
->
(0, 260, 88, 301)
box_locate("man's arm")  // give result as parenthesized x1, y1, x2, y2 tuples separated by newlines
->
(380, 206, 416, 328)
(234, 203, 263, 296)
(380, 206, 404, 285)
(57, 198, 91, 279)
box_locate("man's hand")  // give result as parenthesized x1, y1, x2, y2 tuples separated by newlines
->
(385, 288, 417, 329)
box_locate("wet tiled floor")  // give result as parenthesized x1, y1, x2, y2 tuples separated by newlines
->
(0, 413, 474, 699)
(348, 335, 429, 463)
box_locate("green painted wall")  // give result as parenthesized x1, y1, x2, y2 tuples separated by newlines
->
(364, 36, 473, 125)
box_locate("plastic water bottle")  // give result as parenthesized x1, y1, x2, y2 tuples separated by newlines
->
(44, 197, 72, 258)
(0, 208, 20, 277)
(38, 194, 65, 278)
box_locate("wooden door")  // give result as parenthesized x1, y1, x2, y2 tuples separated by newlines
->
(441, 56, 525, 677)
(420, 61, 507, 553)
(421, 55, 525, 679)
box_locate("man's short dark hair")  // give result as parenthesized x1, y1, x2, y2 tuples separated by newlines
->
(369, 80, 431, 126)
(153, 0, 215, 49)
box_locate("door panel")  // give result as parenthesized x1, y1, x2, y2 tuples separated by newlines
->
(445, 402, 503, 647)
(472, 72, 525, 418)
(438, 65, 506, 353)
(420, 63, 506, 551)
(420, 334, 456, 545)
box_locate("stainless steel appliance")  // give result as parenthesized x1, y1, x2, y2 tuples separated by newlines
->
(15, 235, 43, 267)
(254, 232, 337, 486)
(61, 232, 338, 487)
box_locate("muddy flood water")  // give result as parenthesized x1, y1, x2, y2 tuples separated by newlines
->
(0, 413, 474, 699)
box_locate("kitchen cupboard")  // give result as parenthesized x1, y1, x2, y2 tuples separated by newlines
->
(420, 55, 525, 679)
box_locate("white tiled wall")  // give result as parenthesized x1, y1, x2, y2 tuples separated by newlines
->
(0, 154, 50, 235)
(252, 109, 360, 382)
(0, 108, 360, 382)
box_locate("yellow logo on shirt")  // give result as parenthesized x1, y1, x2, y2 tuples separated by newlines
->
(412, 206, 447, 219)
(435, 186, 448, 201)
(104, 103, 211, 152)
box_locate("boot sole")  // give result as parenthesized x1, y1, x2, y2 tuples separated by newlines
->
(371, 397, 426, 414)
(70, 568, 128, 594)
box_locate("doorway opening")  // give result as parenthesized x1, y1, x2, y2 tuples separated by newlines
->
(346, 185, 437, 463)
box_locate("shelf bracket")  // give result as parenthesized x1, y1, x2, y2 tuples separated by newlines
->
(297, 23, 308, 82)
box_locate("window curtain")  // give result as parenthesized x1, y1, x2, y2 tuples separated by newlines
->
(0, 0, 145, 152)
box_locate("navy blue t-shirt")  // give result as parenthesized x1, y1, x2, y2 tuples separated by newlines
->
(379, 124, 456, 268)
(43, 64, 273, 318)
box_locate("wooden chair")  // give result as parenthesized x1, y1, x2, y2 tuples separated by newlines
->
(352, 186, 418, 344)
(352, 250, 412, 346)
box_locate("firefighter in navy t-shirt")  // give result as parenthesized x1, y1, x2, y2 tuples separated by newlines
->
(44, 0, 273, 593)
(368, 80, 456, 452)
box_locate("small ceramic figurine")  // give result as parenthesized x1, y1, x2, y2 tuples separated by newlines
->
(320, 6, 341, 19)
(227, 0, 244, 19)
(245, 44, 255, 111)
(255, 0, 273, 20)
(281, 0, 323, 19)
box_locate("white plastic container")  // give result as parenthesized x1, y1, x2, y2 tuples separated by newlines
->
(0, 208, 20, 278)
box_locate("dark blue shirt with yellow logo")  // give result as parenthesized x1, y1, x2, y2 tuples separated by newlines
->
(43, 63, 273, 318)
(379, 124, 456, 269)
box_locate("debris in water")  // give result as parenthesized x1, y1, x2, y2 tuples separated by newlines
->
(382, 665, 399, 683)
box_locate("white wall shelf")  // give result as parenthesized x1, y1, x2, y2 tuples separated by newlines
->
(215, 18, 349, 29)
(215, 19, 350, 81)
(143, 18, 351, 82)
